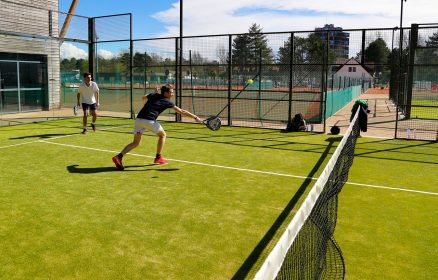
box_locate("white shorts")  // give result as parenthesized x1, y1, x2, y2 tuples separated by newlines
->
(134, 118, 163, 135)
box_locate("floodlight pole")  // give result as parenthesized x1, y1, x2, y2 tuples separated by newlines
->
(399, 0, 405, 81)
(399, 0, 406, 52)
(399, 0, 406, 76)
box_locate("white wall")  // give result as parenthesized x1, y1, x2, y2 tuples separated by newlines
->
(0, 0, 60, 110)
(336, 60, 372, 80)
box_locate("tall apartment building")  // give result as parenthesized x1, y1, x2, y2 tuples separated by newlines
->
(0, 0, 60, 113)
(315, 24, 350, 59)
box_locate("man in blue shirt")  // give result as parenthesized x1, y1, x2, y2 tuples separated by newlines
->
(112, 84, 201, 169)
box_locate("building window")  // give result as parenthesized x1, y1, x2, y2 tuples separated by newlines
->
(0, 53, 47, 113)
(348, 67, 356, 72)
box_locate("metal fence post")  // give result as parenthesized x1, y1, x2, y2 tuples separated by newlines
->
(227, 34, 232, 126)
(88, 17, 95, 77)
(405, 23, 418, 119)
(288, 32, 294, 126)
(129, 13, 134, 119)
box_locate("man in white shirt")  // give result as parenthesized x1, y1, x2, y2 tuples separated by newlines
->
(77, 72, 100, 134)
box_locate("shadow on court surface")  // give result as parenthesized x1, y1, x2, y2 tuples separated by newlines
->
(232, 136, 341, 279)
(10, 133, 74, 139)
(67, 164, 180, 173)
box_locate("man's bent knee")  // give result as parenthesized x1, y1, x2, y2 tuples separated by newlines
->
(157, 131, 166, 138)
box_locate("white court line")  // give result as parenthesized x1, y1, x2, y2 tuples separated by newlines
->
(0, 140, 43, 149)
(41, 140, 438, 197)
(41, 140, 313, 180)
(0, 124, 131, 149)
(346, 182, 438, 196)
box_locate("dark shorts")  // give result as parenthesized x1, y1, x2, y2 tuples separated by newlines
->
(82, 103, 97, 111)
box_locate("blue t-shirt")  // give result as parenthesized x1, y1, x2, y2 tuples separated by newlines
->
(137, 93, 174, 120)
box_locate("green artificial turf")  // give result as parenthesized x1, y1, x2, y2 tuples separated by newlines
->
(0, 117, 437, 279)
(410, 99, 438, 119)
(337, 137, 438, 280)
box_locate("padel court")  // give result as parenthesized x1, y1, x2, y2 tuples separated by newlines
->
(1, 117, 436, 279)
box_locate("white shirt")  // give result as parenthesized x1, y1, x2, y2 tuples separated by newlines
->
(78, 81, 99, 104)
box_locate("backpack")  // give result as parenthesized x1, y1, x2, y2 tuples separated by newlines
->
(283, 113, 307, 132)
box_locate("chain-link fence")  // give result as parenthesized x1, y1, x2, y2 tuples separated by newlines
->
(395, 24, 438, 141)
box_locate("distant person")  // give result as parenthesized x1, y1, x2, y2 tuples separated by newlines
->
(112, 84, 201, 170)
(77, 72, 99, 134)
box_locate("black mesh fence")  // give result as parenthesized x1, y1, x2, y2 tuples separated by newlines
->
(395, 24, 438, 141)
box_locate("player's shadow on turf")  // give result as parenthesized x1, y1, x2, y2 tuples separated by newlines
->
(10, 133, 71, 139)
(232, 136, 342, 279)
(67, 164, 179, 173)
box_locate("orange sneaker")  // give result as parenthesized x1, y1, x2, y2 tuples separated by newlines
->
(154, 157, 168, 165)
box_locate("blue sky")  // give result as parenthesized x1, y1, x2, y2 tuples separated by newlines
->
(59, 0, 177, 38)
(59, 0, 437, 39)
(58, 0, 437, 60)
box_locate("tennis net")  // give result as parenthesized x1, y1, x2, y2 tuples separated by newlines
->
(254, 108, 361, 280)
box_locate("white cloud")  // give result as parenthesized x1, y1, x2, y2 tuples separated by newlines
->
(153, 0, 438, 37)
(98, 49, 115, 59)
(60, 43, 87, 59)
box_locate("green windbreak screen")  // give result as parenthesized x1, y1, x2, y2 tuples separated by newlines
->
(326, 85, 362, 118)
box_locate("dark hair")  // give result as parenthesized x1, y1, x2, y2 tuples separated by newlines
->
(83, 72, 91, 79)
(160, 84, 173, 95)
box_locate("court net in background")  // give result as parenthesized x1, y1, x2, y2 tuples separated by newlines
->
(254, 109, 361, 280)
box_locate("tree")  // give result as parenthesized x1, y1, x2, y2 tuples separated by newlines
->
(247, 23, 274, 64)
(60, 58, 88, 73)
(414, 32, 438, 82)
(364, 38, 390, 74)
(421, 32, 438, 64)
(232, 32, 252, 67)
(232, 23, 274, 71)
(277, 33, 335, 87)
(278, 34, 335, 65)
(216, 45, 228, 65)
(425, 32, 438, 47)
(189, 51, 204, 64)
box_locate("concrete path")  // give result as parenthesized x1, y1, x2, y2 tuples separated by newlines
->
(325, 91, 397, 139)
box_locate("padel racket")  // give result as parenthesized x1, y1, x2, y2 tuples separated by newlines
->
(73, 105, 79, 116)
(203, 116, 221, 131)
(202, 72, 260, 131)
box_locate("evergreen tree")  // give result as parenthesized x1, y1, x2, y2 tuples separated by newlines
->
(415, 32, 438, 81)
(364, 38, 390, 74)
(232, 32, 252, 67)
(247, 23, 274, 64)
(278, 34, 335, 65)
(232, 23, 274, 71)
(425, 32, 438, 47)
(277, 33, 335, 87)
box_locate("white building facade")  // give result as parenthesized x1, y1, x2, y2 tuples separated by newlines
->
(0, 0, 60, 112)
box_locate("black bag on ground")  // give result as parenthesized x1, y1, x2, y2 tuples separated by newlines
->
(282, 113, 307, 132)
